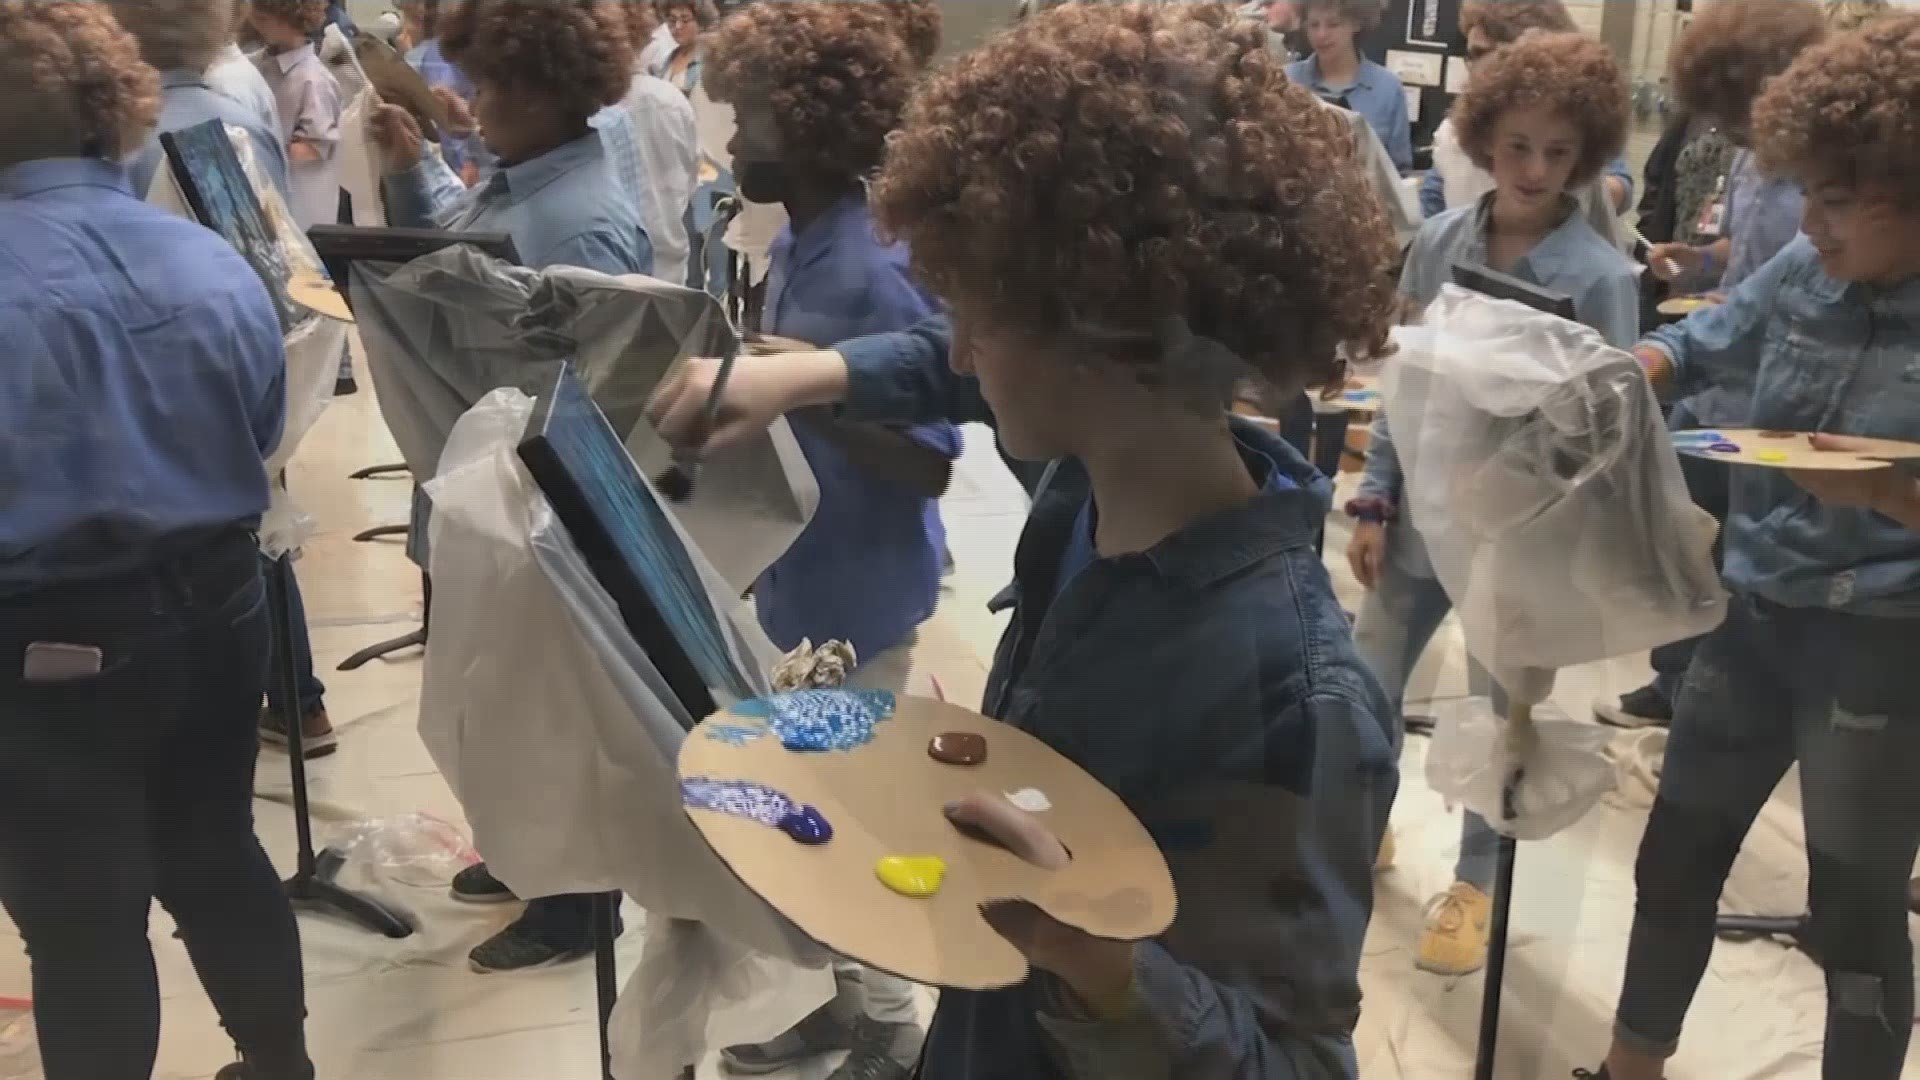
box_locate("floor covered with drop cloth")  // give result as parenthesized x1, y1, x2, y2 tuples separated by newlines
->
(2, 343, 1914, 1080)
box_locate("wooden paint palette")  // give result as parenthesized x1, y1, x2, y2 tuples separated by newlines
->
(1674, 428, 1920, 471)
(287, 274, 355, 324)
(679, 695, 1177, 989)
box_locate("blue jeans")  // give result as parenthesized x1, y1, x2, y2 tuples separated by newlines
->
(262, 554, 325, 716)
(1649, 405, 1731, 702)
(1352, 550, 1504, 891)
(0, 532, 311, 1080)
(1616, 595, 1920, 1076)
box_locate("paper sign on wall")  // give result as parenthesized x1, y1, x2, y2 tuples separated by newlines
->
(1386, 48, 1446, 88)
(1444, 55, 1471, 95)
(1405, 86, 1424, 121)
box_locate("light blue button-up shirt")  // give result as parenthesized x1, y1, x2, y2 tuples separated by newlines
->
(1286, 55, 1412, 174)
(755, 192, 958, 661)
(128, 71, 291, 202)
(382, 130, 651, 276)
(0, 158, 286, 596)
(1360, 194, 1640, 576)
(1647, 236, 1920, 615)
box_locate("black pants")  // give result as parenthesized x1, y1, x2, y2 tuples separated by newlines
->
(0, 533, 311, 1080)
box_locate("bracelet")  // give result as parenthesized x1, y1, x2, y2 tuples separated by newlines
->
(1343, 496, 1396, 524)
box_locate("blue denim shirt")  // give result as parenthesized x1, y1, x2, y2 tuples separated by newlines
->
(1645, 236, 1920, 616)
(1286, 56, 1412, 174)
(1359, 195, 1640, 575)
(755, 194, 956, 660)
(128, 72, 291, 203)
(839, 318, 1398, 1080)
(0, 159, 286, 596)
(383, 130, 651, 276)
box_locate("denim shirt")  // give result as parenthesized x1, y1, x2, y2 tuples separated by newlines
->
(839, 319, 1398, 1080)
(1286, 56, 1411, 174)
(1359, 194, 1640, 576)
(128, 72, 291, 204)
(1645, 236, 1920, 616)
(755, 194, 956, 661)
(382, 131, 651, 277)
(0, 159, 286, 596)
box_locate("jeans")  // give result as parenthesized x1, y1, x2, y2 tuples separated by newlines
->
(1615, 595, 1920, 1077)
(1648, 409, 1730, 703)
(1352, 550, 1505, 891)
(0, 532, 311, 1080)
(263, 554, 326, 716)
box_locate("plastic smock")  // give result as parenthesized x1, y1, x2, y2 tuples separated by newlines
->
(421, 391, 833, 1077)
(1385, 286, 1726, 838)
(345, 244, 818, 593)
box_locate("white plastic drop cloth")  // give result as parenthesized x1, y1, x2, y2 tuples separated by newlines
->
(348, 245, 817, 592)
(420, 391, 833, 1077)
(1387, 286, 1726, 835)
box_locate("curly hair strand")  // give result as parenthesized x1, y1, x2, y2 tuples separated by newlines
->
(1458, 0, 1576, 46)
(1669, 0, 1827, 134)
(105, 0, 234, 73)
(1452, 30, 1628, 190)
(439, 0, 634, 117)
(0, 0, 162, 165)
(1753, 10, 1920, 205)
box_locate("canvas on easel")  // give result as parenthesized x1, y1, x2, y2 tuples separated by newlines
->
(159, 120, 302, 332)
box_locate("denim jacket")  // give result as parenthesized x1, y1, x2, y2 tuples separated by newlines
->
(1644, 236, 1920, 616)
(840, 318, 1400, 1080)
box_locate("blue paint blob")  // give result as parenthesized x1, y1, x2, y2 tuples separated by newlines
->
(1671, 430, 1724, 444)
(758, 689, 897, 752)
(681, 777, 799, 827)
(730, 698, 774, 719)
(778, 806, 834, 845)
(705, 723, 767, 746)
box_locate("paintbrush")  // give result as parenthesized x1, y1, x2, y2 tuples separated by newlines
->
(655, 331, 742, 502)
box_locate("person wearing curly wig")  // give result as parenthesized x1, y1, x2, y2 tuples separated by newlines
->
(1286, 0, 1411, 172)
(1345, 29, 1637, 982)
(1582, 15, 1920, 1080)
(1422, 0, 1635, 222)
(368, 0, 653, 975)
(1598, 0, 1829, 732)
(0, 4, 314, 1079)
(246, 0, 341, 230)
(650, 6, 1400, 1077)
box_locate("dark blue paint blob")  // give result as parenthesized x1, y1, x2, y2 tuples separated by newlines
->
(778, 806, 834, 845)
(1709, 442, 1741, 453)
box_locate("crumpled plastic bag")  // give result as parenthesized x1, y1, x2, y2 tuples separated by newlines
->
(1424, 697, 1617, 841)
(1386, 286, 1726, 688)
(327, 813, 480, 889)
(418, 389, 832, 1076)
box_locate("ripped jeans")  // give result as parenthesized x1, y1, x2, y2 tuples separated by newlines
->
(1615, 594, 1920, 1078)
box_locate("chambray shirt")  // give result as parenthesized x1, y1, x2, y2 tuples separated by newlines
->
(0, 159, 286, 596)
(755, 194, 956, 661)
(1286, 55, 1412, 174)
(1646, 237, 1920, 616)
(128, 72, 291, 204)
(383, 131, 651, 276)
(591, 72, 699, 285)
(837, 317, 1396, 1080)
(257, 43, 342, 230)
(1359, 194, 1640, 577)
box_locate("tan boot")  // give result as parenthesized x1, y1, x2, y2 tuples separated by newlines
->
(1374, 828, 1397, 872)
(1416, 881, 1493, 976)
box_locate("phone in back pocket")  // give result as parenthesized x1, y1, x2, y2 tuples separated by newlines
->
(22, 642, 105, 683)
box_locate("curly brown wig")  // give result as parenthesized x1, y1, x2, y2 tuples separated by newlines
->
(1824, 0, 1889, 31)
(706, 2, 915, 185)
(872, 2, 1397, 393)
(661, 0, 718, 30)
(105, 0, 233, 72)
(1458, 0, 1575, 46)
(1669, 0, 1826, 134)
(252, 0, 325, 33)
(1754, 11, 1920, 205)
(0, 0, 161, 165)
(1452, 30, 1627, 189)
(438, 0, 633, 116)
(877, 0, 941, 69)
(1298, 0, 1383, 32)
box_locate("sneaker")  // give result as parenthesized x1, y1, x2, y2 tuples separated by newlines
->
(1595, 684, 1673, 729)
(258, 705, 337, 759)
(1374, 828, 1396, 872)
(468, 925, 592, 974)
(334, 374, 359, 396)
(721, 1004, 856, 1074)
(826, 1018, 920, 1080)
(450, 862, 518, 905)
(1416, 881, 1493, 976)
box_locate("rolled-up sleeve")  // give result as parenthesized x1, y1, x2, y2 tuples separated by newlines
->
(380, 154, 467, 229)
(837, 315, 996, 427)
(1642, 240, 1794, 400)
(286, 67, 341, 154)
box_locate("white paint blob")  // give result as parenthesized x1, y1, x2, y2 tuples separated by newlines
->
(1005, 788, 1052, 813)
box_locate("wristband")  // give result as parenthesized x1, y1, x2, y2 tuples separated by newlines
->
(1343, 496, 1396, 524)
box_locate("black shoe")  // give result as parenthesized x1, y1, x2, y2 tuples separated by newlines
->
(825, 1018, 921, 1080)
(213, 1060, 314, 1080)
(1595, 683, 1673, 729)
(450, 862, 518, 904)
(1571, 1069, 1609, 1079)
(721, 1004, 856, 1074)
(334, 375, 359, 396)
(468, 925, 593, 973)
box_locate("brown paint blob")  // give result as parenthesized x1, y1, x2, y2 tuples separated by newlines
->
(928, 731, 988, 766)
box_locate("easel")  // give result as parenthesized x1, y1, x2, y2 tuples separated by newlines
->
(1473, 698, 1534, 1080)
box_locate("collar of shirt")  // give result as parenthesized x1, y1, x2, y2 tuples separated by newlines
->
(273, 43, 319, 75)
(770, 191, 872, 277)
(0, 156, 132, 200)
(1293, 53, 1378, 95)
(160, 69, 212, 91)
(476, 132, 608, 210)
(1465, 189, 1592, 283)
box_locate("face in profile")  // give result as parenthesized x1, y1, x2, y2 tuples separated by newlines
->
(1486, 104, 1582, 212)
(471, 81, 546, 163)
(1801, 180, 1920, 284)
(947, 308, 1078, 464)
(725, 101, 787, 204)
(1305, 9, 1356, 58)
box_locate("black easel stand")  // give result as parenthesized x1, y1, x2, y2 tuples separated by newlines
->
(337, 572, 430, 671)
(267, 553, 416, 939)
(350, 461, 410, 480)
(1473, 835, 1520, 1080)
(593, 893, 621, 1080)
(1716, 911, 1813, 952)
(352, 523, 409, 543)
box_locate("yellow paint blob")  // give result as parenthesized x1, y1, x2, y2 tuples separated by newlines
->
(876, 856, 946, 899)
(1756, 450, 1791, 464)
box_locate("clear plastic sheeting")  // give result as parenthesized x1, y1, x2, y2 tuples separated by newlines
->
(350, 245, 818, 592)
(1423, 698, 1618, 840)
(1385, 285, 1725, 685)
(418, 390, 832, 1076)
(326, 813, 480, 889)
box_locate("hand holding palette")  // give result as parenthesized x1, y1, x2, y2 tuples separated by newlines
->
(679, 693, 1177, 989)
(1673, 428, 1920, 471)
